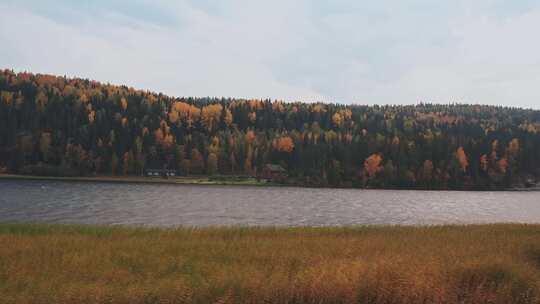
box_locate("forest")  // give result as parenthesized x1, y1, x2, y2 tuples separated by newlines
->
(1, 69, 539, 190)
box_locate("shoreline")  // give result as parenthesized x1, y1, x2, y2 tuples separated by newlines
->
(1, 173, 538, 192)
(0, 173, 276, 187)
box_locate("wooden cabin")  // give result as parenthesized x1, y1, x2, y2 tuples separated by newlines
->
(259, 164, 287, 182)
(145, 169, 177, 177)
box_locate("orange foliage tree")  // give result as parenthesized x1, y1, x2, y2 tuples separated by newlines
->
(364, 154, 383, 178)
(246, 130, 256, 144)
(273, 136, 294, 153)
(498, 158, 509, 174)
(456, 147, 468, 172)
(480, 154, 488, 172)
(171, 101, 201, 128)
(422, 160, 434, 182)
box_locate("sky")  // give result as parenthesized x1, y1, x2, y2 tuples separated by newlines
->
(1, 0, 540, 109)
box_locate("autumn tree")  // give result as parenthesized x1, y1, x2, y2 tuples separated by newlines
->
(507, 138, 519, 158)
(506, 138, 520, 177)
(122, 152, 132, 175)
(224, 108, 233, 127)
(421, 160, 434, 184)
(273, 136, 294, 153)
(201, 104, 223, 132)
(171, 101, 201, 128)
(456, 147, 468, 172)
(207, 153, 218, 175)
(190, 148, 204, 174)
(180, 159, 191, 175)
(39, 132, 52, 162)
(480, 154, 488, 172)
(120, 97, 128, 111)
(35, 90, 48, 112)
(2, 69, 540, 189)
(332, 112, 342, 127)
(498, 158, 509, 174)
(246, 130, 256, 145)
(364, 154, 383, 178)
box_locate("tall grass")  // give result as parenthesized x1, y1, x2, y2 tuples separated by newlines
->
(1, 224, 539, 303)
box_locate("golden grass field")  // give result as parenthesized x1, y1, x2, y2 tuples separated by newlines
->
(1, 224, 539, 304)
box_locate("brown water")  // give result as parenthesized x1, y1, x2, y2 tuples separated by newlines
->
(0, 180, 539, 226)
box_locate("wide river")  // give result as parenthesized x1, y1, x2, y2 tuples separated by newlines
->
(0, 179, 539, 226)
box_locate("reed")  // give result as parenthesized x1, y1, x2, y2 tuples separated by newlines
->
(1, 224, 539, 303)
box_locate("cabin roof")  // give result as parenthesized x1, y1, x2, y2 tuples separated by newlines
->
(265, 164, 286, 172)
(145, 168, 176, 172)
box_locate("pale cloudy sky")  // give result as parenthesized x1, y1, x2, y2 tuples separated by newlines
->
(1, 0, 540, 108)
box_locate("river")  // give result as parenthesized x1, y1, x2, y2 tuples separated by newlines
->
(0, 180, 539, 226)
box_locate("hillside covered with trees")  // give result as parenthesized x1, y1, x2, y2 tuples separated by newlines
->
(1, 69, 539, 189)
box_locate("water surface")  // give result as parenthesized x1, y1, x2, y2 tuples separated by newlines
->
(0, 180, 539, 226)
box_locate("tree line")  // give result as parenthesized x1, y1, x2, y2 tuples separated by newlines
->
(1, 69, 540, 189)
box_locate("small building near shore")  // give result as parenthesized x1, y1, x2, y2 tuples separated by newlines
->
(145, 169, 177, 177)
(259, 164, 287, 182)
(524, 176, 537, 188)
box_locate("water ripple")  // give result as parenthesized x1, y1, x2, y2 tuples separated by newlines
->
(0, 180, 539, 226)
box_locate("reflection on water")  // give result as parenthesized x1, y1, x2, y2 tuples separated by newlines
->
(0, 180, 539, 226)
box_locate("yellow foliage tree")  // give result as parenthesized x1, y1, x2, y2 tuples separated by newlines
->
(507, 138, 519, 157)
(224, 109, 233, 127)
(120, 97, 128, 111)
(172, 101, 201, 128)
(0, 91, 13, 105)
(201, 104, 223, 132)
(39, 132, 52, 161)
(332, 112, 343, 127)
(88, 110, 96, 124)
(490, 140, 499, 162)
(168, 110, 179, 124)
(35, 90, 48, 112)
(207, 153, 218, 175)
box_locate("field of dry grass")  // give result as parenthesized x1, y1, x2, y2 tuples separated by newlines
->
(0, 224, 539, 303)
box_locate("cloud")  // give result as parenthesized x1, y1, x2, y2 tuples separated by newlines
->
(0, 1, 539, 108)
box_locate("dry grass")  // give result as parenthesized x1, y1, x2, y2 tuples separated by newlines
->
(0, 224, 539, 303)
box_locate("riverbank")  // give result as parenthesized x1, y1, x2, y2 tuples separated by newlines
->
(1, 224, 539, 303)
(0, 173, 273, 187)
(2, 173, 539, 192)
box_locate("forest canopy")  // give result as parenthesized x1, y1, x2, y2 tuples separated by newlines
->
(1, 69, 539, 189)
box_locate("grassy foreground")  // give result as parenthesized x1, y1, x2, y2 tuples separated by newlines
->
(1, 224, 540, 303)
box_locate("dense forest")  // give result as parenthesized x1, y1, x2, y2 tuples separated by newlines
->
(1, 69, 539, 189)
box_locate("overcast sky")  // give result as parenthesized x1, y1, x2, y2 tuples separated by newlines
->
(1, 0, 539, 108)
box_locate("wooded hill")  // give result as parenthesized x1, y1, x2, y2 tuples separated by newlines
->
(1, 69, 539, 189)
